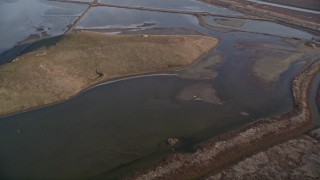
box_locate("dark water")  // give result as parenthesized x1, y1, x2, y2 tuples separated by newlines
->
(0, 75, 253, 178)
(0, 31, 314, 179)
(0, 1, 319, 179)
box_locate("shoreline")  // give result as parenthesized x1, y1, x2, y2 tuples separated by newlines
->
(0, 72, 176, 119)
(131, 59, 320, 179)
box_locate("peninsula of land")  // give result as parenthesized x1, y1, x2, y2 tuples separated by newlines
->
(0, 32, 218, 116)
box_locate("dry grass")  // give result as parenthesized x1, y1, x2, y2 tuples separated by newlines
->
(0, 32, 218, 116)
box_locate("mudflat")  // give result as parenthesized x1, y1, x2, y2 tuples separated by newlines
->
(246, 40, 319, 84)
(0, 32, 218, 116)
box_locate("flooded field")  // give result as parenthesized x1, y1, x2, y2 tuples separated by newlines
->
(0, 0, 319, 179)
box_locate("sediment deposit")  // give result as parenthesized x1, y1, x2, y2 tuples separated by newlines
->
(132, 59, 320, 179)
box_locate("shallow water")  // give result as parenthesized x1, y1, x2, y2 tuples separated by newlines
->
(0, 0, 87, 54)
(98, 0, 241, 15)
(0, 1, 319, 179)
(77, 6, 312, 40)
